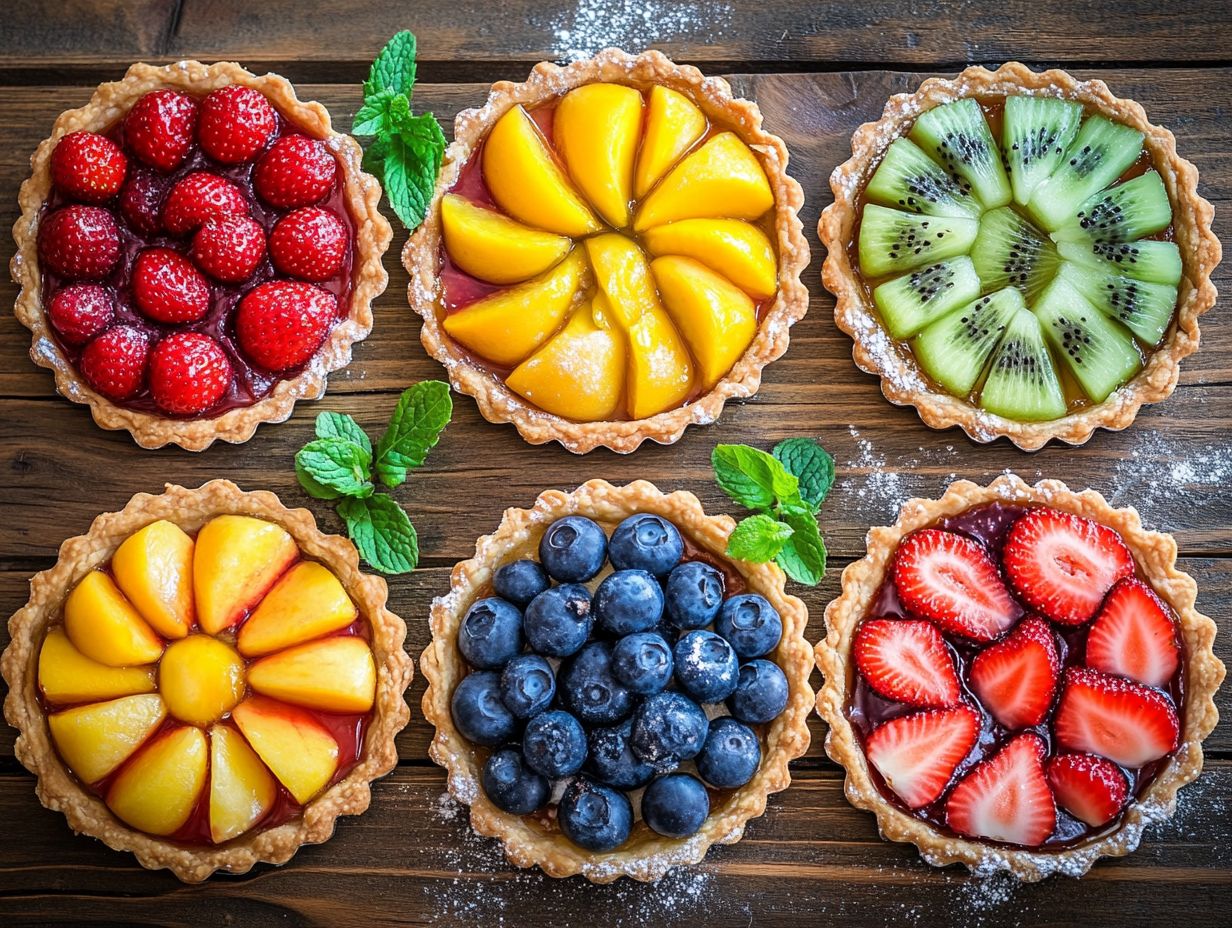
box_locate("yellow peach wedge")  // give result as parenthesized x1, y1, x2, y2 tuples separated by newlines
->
(48, 694, 166, 785)
(634, 132, 773, 231)
(64, 571, 164, 668)
(232, 696, 339, 804)
(555, 83, 643, 227)
(483, 105, 601, 237)
(38, 628, 155, 705)
(194, 515, 298, 635)
(643, 218, 778, 300)
(209, 724, 277, 844)
(635, 85, 708, 198)
(159, 635, 246, 727)
(107, 726, 207, 836)
(440, 194, 571, 285)
(111, 519, 194, 639)
(237, 560, 357, 658)
(248, 636, 376, 713)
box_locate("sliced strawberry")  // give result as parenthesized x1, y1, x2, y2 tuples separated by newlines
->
(893, 529, 1021, 641)
(198, 85, 277, 164)
(149, 332, 232, 416)
(132, 248, 211, 324)
(254, 135, 338, 208)
(37, 205, 121, 280)
(1086, 577, 1180, 688)
(945, 732, 1056, 847)
(47, 284, 114, 347)
(1003, 507, 1134, 625)
(864, 705, 979, 809)
(1053, 666, 1180, 768)
(854, 618, 960, 708)
(269, 207, 349, 281)
(1046, 752, 1129, 828)
(124, 90, 198, 172)
(50, 131, 128, 203)
(969, 616, 1060, 729)
(162, 172, 249, 236)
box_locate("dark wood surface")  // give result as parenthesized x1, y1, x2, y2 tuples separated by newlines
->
(1, 2, 1230, 926)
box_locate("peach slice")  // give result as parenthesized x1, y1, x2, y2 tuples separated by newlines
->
(111, 519, 194, 639)
(643, 219, 778, 300)
(194, 515, 298, 635)
(442, 248, 586, 366)
(441, 194, 571, 285)
(232, 696, 339, 804)
(106, 726, 207, 836)
(652, 255, 758, 389)
(634, 132, 773, 232)
(555, 83, 643, 227)
(209, 724, 277, 843)
(48, 694, 166, 784)
(237, 560, 357, 658)
(159, 635, 246, 726)
(635, 85, 708, 198)
(248, 636, 376, 713)
(483, 105, 601, 237)
(64, 571, 164, 668)
(38, 628, 156, 705)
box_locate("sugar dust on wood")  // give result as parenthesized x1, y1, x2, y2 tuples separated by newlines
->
(546, 0, 734, 61)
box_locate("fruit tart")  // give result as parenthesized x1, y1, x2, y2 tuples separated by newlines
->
(816, 473, 1223, 880)
(405, 49, 809, 453)
(820, 62, 1220, 450)
(2, 480, 412, 881)
(421, 479, 813, 880)
(12, 61, 392, 450)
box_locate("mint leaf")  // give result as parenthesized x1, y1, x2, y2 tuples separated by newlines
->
(382, 135, 436, 231)
(296, 458, 342, 501)
(727, 514, 793, 562)
(352, 90, 394, 136)
(295, 438, 373, 499)
(712, 444, 801, 511)
(362, 134, 389, 176)
(375, 381, 452, 487)
(364, 30, 417, 99)
(315, 411, 372, 456)
(773, 438, 835, 511)
(775, 507, 827, 586)
(339, 495, 419, 574)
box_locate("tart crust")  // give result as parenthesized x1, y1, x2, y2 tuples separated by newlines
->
(1, 479, 413, 882)
(819, 62, 1221, 451)
(815, 473, 1224, 880)
(11, 61, 393, 451)
(404, 49, 810, 454)
(421, 479, 813, 881)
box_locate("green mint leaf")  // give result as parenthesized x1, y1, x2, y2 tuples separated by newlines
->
(727, 514, 793, 562)
(315, 411, 372, 457)
(712, 444, 801, 512)
(364, 30, 417, 99)
(775, 506, 827, 586)
(339, 495, 419, 574)
(296, 458, 343, 500)
(362, 134, 389, 177)
(773, 438, 835, 511)
(375, 381, 453, 487)
(295, 438, 373, 499)
(352, 90, 395, 136)
(381, 126, 443, 231)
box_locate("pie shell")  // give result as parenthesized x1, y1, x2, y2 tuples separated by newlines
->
(11, 60, 393, 451)
(420, 479, 814, 881)
(403, 48, 811, 454)
(815, 473, 1225, 880)
(818, 62, 1222, 451)
(1, 479, 413, 882)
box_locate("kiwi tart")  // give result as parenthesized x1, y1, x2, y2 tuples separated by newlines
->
(820, 63, 1220, 450)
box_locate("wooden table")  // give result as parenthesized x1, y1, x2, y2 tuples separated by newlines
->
(2, 2, 1230, 925)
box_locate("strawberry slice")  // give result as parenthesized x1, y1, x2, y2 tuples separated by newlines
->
(1046, 752, 1129, 827)
(854, 618, 961, 708)
(969, 616, 1060, 729)
(945, 732, 1056, 846)
(1053, 667, 1180, 768)
(1086, 577, 1180, 688)
(893, 529, 1021, 641)
(864, 705, 979, 809)
(1003, 507, 1133, 625)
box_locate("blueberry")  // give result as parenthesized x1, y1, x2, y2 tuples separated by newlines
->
(673, 629, 739, 703)
(726, 659, 789, 725)
(608, 514, 683, 577)
(492, 559, 549, 607)
(558, 777, 633, 852)
(715, 593, 782, 658)
(457, 597, 524, 670)
(538, 516, 608, 583)
(481, 746, 550, 814)
(451, 671, 519, 746)
(594, 569, 664, 636)
(522, 709, 588, 778)
(641, 773, 710, 838)
(696, 717, 761, 788)
(499, 654, 556, 719)
(524, 584, 593, 657)
(630, 691, 708, 772)
(664, 561, 725, 629)
(559, 641, 634, 726)
(586, 719, 656, 790)
(610, 632, 674, 695)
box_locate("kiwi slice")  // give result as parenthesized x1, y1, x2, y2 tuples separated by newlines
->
(913, 287, 1021, 397)
(1053, 171, 1172, 244)
(909, 99, 1012, 210)
(1027, 115, 1144, 231)
(970, 206, 1059, 300)
(1057, 239, 1182, 286)
(857, 204, 979, 277)
(1002, 96, 1084, 206)
(978, 305, 1067, 421)
(1033, 276, 1143, 403)
(872, 257, 983, 339)
(865, 137, 984, 219)
(1056, 262, 1176, 346)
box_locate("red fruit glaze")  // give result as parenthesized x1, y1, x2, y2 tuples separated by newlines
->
(269, 207, 348, 281)
(1053, 666, 1180, 768)
(1086, 577, 1180, 688)
(945, 732, 1056, 847)
(865, 705, 980, 809)
(198, 85, 277, 164)
(969, 616, 1060, 730)
(162, 171, 249, 235)
(255, 135, 338, 208)
(1046, 752, 1129, 828)
(38, 205, 121, 280)
(235, 280, 338, 371)
(80, 325, 149, 400)
(47, 284, 114, 346)
(192, 216, 267, 283)
(148, 331, 233, 415)
(124, 90, 198, 172)
(854, 618, 960, 708)
(132, 248, 211, 323)
(51, 131, 128, 203)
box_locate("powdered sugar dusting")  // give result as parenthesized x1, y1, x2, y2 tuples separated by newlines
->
(546, 0, 733, 61)
(1107, 428, 1232, 523)
(837, 425, 967, 521)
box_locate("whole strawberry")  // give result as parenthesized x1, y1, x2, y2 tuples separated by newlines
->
(51, 131, 128, 203)
(162, 171, 249, 235)
(124, 90, 198, 172)
(198, 85, 277, 164)
(269, 207, 349, 281)
(236, 280, 338, 371)
(118, 168, 168, 235)
(38, 205, 121, 280)
(80, 325, 149, 400)
(149, 331, 232, 415)
(132, 248, 211, 323)
(192, 216, 267, 283)
(48, 284, 115, 346)
(254, 135, 337, 208)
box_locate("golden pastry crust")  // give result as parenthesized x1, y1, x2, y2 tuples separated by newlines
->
(421, 479, 813, 881)
(11, 61, 392, 451)
(815, 473, 1224, 881)
(404, 48, 810, 454)
(1, 479, 413, 883)
(819, 62, 1221, 451)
